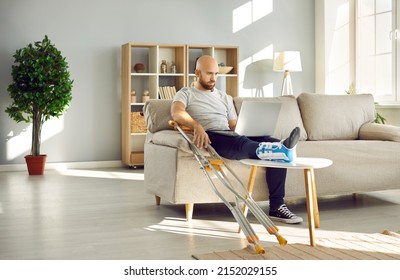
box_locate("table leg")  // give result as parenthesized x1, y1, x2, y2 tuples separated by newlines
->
(309, 168, 320, 228)
(304, 168, 317, 247)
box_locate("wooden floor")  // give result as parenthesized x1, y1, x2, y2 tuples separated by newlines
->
(0, 166, 399, 260)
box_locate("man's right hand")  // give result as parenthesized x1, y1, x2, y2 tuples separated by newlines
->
(193, 124, 211, 149)
(171, 101, 211, 148)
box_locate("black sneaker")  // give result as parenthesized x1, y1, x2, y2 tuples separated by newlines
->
(282, 127, 300, 149)
(269, 204, 303, 224)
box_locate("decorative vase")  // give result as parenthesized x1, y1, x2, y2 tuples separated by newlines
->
(142, 95, 150, 103)
(142, 90, 150, 103)
(131, 90, 137, 103)
(160, 60, 167, 73)
(134, 63, 145, 73)
(170, 61, 176, 73)
(25, 155, 47, 175)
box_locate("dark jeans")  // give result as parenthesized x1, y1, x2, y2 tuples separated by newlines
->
(207, 131, 286, 210)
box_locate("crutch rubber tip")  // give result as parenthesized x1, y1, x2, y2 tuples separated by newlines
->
(255, 244, 265, 254)
(277, 235, 288, 246)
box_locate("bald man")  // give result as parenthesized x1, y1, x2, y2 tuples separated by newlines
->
(171, 55, 302, 224)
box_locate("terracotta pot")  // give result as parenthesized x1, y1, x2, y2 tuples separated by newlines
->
(25, 155, 47, 175)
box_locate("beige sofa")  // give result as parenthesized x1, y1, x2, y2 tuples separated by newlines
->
(143, 93, 400, 220)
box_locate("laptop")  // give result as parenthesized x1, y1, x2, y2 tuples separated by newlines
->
(234, 101, 282, 137)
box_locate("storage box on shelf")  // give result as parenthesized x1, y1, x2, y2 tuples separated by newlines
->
(130, 112, 147, 133)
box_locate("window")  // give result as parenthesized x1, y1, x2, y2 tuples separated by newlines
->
(356, 0, 399, 103)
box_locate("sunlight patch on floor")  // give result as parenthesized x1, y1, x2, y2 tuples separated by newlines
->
(144, 217, 242, 241)
(143, 216, 394, 253)
(56, 169, 144, 180)
(144, 217, 299, 244)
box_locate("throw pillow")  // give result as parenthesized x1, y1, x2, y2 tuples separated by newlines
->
(297, 93, 376, 140)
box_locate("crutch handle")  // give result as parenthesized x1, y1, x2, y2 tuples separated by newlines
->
(168, 120, 178, 127)
(169, 120, 193, 133)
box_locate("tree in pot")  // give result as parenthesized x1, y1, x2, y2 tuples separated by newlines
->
(5, 35, 73, 175)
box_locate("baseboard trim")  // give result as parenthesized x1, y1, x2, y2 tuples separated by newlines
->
(0, 160, 124, 172)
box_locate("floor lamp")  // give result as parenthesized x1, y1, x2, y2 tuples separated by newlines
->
(273, 51, 302, 96)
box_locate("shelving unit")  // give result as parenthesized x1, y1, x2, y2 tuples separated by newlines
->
(121, 43, 239, 167)
(187, 45, 239, 97)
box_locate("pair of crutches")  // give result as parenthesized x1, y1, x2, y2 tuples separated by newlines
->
(169, 121, 287, 254)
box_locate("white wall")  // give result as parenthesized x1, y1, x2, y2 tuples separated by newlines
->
(0, 0, 315, 165)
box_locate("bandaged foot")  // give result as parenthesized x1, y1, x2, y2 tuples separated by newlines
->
(256, 141, 296, 162)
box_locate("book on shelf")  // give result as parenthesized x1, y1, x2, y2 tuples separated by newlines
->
(158, 86, 177, 99)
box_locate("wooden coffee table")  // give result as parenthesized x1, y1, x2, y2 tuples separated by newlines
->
(240, 157, 333, 246)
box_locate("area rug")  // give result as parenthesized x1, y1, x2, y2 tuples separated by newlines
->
(192, 230, 400, 260)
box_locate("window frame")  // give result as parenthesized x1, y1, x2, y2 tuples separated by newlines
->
(355, 0, 400, 104)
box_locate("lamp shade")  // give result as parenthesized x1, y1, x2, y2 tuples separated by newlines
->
(273, 51, 302, 72)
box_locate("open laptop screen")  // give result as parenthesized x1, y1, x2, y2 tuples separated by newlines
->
(234, 101, 282, 137)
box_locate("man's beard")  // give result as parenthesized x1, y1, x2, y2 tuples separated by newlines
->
(198, 77, 215, 90)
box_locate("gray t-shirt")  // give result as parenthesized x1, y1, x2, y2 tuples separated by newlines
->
(173, 87, 237, 131)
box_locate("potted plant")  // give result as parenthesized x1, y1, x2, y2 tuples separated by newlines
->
(5, 35, 73, 175)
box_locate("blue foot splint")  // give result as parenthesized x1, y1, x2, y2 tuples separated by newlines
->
(256, 141, 296, 163)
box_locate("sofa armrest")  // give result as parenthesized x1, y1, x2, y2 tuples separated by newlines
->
(147, 130, 213, 155)
(359, 123, 400, 142)
(146, 130, 193, 154)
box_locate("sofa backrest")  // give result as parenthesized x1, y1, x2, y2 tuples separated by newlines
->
(144, 96, 309, 140)
(233, 96, 308, 141)
(297, 93, 376, 140)
(143, 93, 377, 141)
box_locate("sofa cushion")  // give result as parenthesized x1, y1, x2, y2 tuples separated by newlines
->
(359, 123, 400, 142)
(297, 93, 376, 140)
(233, 96, 308, 140)
(143, 99, 174, 133)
